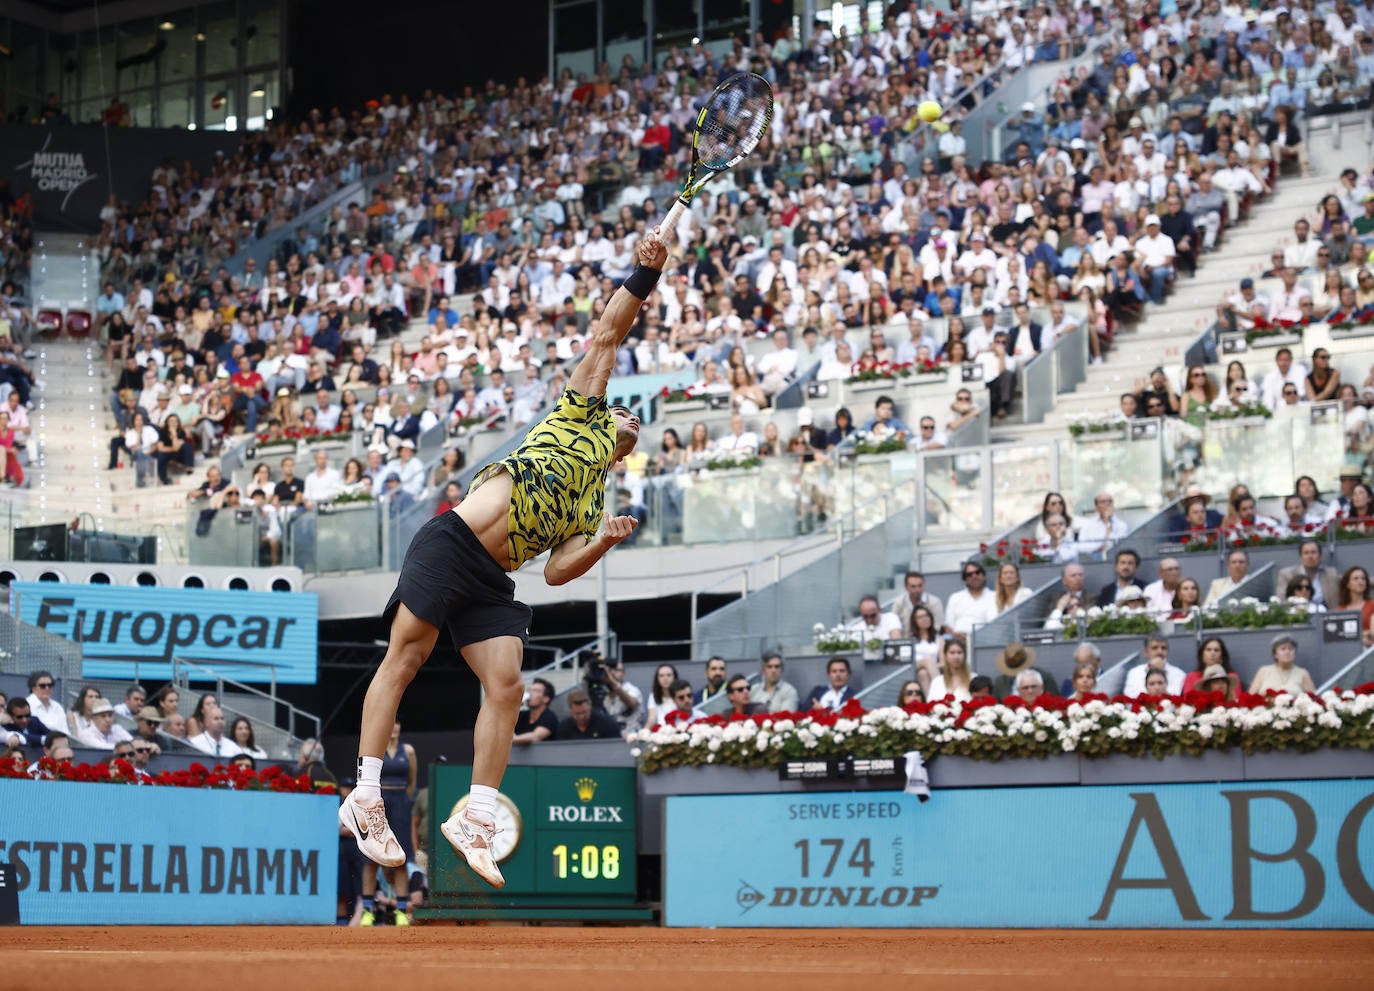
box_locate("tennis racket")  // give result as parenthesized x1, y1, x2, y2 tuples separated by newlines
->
(658, 71, 774, 243)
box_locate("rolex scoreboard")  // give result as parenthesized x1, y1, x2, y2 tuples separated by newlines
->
(419, 764, 649, 920)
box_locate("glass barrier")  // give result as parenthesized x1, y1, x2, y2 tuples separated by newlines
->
(919, 449, 986, 535)
(991, 444, 1058, 530)
(185, 505, 261, 568)
(1193, 405, 1343, 501)
(1067, 425, 1167, 514)
(286, 502, 383, 575)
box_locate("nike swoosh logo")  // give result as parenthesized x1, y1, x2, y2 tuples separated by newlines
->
(353, 807, 369, 838)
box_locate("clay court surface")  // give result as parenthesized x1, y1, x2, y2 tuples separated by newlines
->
(4, 927, 1373, 989)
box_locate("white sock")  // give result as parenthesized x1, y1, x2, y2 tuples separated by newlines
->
(355, 756, 383, 802)
(466, 784, 499, 822)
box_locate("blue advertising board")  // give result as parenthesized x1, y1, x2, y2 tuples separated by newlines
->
(665, 779, 1374, 928)
(11, 582, 319, 684)
(0, 780, 337, 924)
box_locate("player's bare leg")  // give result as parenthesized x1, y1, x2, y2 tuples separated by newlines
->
(342, 604, 439, 868)
(440, 634, 524, 888)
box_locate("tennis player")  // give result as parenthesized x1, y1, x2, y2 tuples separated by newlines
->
(341, 233, 669, 887)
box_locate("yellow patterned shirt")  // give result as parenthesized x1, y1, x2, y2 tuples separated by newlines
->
(471, 387, 617, 568)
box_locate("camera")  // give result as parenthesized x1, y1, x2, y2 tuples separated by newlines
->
(582, 652, 611, 707)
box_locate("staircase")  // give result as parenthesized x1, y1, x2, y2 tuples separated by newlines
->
(996, 121, 1369, 442)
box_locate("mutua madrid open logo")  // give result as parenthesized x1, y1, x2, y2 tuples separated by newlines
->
(546, 776, 625, 823)
(17, 134, 99, 213)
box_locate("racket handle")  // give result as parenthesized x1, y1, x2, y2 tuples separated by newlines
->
(658, 198, 689, 245)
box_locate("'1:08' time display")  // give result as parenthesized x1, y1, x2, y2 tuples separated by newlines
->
(551, 843, 622, 879)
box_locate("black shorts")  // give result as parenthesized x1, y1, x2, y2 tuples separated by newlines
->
(383, 511, 532, 651)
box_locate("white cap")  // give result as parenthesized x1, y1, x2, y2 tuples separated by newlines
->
(1021, 101, 1035, 113)
(1145, 214, 1161, 226)
(796, 407, 814, 427)
(399, 439, 416, 450)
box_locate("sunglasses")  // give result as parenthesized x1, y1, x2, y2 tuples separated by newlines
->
(964, 569, 985, 578)
(902, 689, 922, 697)
(35, 681, 54, 689)
(729, 686, 750, 693)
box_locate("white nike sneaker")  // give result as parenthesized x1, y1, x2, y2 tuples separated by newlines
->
(339, 791, 405, 867)
(441, 811, 505, 888)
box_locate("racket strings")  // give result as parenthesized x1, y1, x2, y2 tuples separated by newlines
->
(697, 98, 771, 169)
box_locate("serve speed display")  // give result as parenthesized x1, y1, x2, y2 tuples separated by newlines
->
(425, 764, 638, 917)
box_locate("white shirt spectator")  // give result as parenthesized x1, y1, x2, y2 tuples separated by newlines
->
(713, 429, 759, 453)
(1078, 514, 1129, 555)
(188, 731, 243, 758)
(76, 719, 132, 750)
(1135, 231, 1176, 268)
(1260, 361, 1308, 409)
(944, 587, 998, 636)
(1122, 661, 1188, 697)
(1142, 579, 1178, 614)
(27, 693, 68, 733)
(303, 465, 343, 505)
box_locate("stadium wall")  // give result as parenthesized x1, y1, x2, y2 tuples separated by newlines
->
(0, 780, 337, 924)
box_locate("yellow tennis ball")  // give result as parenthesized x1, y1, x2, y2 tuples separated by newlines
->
(918, 101, 943, 123)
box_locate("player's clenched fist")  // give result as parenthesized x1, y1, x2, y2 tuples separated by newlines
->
(598, 510, 640, 546)
(639, 231, 669, 270)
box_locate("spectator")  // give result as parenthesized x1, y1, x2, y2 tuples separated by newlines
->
(1183, 637, 1238, 695)
(1142, 559, 1183, 614)
(1079, 492, 1129, 558)
(893, 571, 945, 639)
(1205, 548, 1252, 605)
(76, 698, 132, 750)
(993, 642, 1056, 699)
(1036, 514, 1079, 563)
(187, 705, 241, 759)
(1045, 563, 1088, 631)
(1095, 549, 1142, 607)
(513, 678, 558, 744)
(132, 707, 164, 754)
(25, 670, 66, 732)
(230, 717, 268, 760)
(712, 414, 758, 456)
(927, 639, 977, 703)
(186, 692, 218, 739)
(304, 448, 344, 508)
(1249, 633, 1316, 696)
(558, 689, 622, 740)
(1123, 635, 1187, 697)
(1335, 567, 1373, 647)
(598, 659, 643, 734)
(110, 684, 146, 720)
(695, 656, 728, 707)
(1014, 670, 1048, 705)
(898, 680, 924, 707)
(1276, 539, 1341, 608)
(849, 594, 903, 656)
(1069, 663, 1099, 703)
(993, 562, 1033, 615)
(723, 675, 762, 717)
(805, 656, 856, 713)
(945, 561, 996, 641)
(750, 653, 799, 714)
(3, 697, 51, 749)
(665, 676, 697, 720)
(161, 713, 189, 742)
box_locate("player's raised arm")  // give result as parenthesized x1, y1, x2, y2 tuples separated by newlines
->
(567, 233, 669, 398)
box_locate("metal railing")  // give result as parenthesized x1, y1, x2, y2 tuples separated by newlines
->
(1317, 643, 1374, 693)
(171, 656, 320, 756)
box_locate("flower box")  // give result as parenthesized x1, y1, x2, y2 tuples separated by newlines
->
(928, 754, 1081, 788)
(1240, 746, 1373, 781)
(662, 399, 709, 414)
(1247, 332, 1303, 349)
(1078, 748, 1246, 786)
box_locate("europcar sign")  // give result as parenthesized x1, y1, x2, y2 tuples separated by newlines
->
(665, 780, 1374, 927)
(11, 582, 319, 684)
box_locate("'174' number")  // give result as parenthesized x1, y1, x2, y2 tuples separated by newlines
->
(794, 838, 873, 878)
